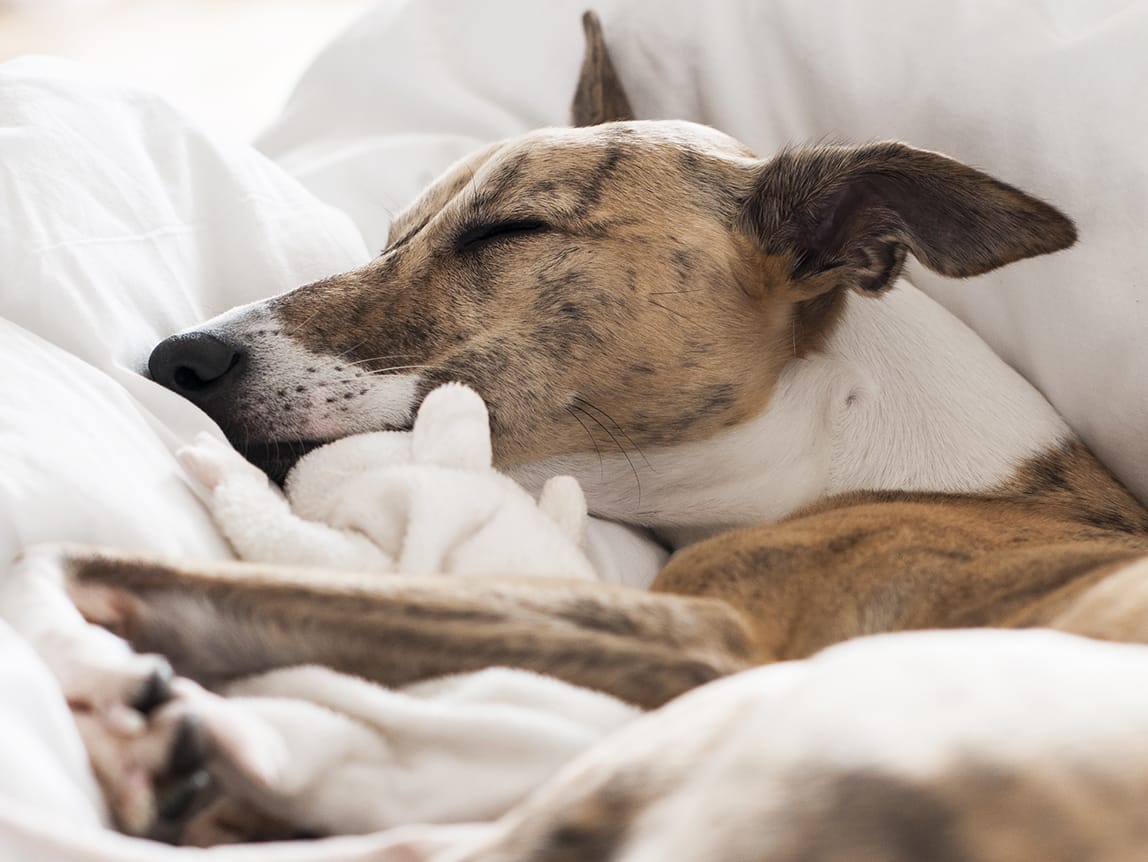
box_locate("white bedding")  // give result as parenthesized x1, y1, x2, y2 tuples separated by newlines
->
(3, 0, 1148, 858)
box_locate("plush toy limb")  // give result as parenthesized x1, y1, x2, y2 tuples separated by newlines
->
(178, 434, 397, 572)
(410, 383, 493, 471)
(538, 476, 590, 547)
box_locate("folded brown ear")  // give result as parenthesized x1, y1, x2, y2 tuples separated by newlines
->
(570, 10, 635, 127)
(741, 143, 1077, 296)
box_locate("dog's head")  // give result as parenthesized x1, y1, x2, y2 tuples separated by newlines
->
(150, 13, 1075, 494)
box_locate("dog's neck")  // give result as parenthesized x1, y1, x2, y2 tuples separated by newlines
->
(511, 281, 1070, 550)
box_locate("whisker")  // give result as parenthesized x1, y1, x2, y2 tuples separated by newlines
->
(345, 353, 420, 368)
(329, 340, 369, 362)
(314, 365, 447, 388)
(317, 363, 444, 380)
(271, 430, 281, 476)
(570, 402, 641, 506)
(648, 298, 694, 323)
(285, 305, 326, 340)
(366, 363, 444, 375)
(565, 407, 604, 481)
(239, 419, 252, 461)
(468, 164, 480, 207)
(571, 396, 653, 471)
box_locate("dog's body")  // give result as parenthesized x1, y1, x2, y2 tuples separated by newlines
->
(9, 12, 1148, 856)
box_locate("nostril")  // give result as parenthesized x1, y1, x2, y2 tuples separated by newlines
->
(173, 366, 203, 391)
(171, 354, 241, 392)
(148, 332, 246, 400)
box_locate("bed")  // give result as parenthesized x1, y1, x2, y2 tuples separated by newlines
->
(3, 0, 1147, 857)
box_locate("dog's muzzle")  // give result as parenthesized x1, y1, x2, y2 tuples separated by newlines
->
(148, 331, 321, 484)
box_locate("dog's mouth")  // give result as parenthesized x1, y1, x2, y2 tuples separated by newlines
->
(234, 439, 325, 486)
(234, 419, 418, 485)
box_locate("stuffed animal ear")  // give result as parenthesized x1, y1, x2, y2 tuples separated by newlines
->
(741, 142, 1077, 297)
(570, 10, 635, 126)
(538, 475, 589, 546)
(411, 383, 493, 471)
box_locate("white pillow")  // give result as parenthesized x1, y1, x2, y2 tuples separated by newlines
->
(0, 58, 370, 837)
(261, 0, 1148, 503)
(0, 57, 370, 568)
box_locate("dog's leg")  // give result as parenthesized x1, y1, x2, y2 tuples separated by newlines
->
(42, 545, 761, 710)
(653, 500, 1148, 661)
(0, 548, 287, 837)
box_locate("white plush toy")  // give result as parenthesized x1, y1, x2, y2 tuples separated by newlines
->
(178, 383, 598, 581)
(165, 385, 627, 839)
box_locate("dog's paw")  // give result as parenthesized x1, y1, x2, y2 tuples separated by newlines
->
(73, 680, 214, 836)
(177, 433, 266, 491)
(179, 794, 307, 846)
(7, 547, 285, 838)
(8, 545, 169, 709)
(8, 548, 207, 834)
(78, 675, 290, 840)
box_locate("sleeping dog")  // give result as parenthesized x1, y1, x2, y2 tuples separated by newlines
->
(8, 10, 1148, 855)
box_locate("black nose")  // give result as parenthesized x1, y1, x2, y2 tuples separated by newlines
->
(148, 332, 245, 402)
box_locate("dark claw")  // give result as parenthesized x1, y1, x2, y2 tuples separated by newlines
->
(156, 769, 213, 823)
(168, 714, 209, 778)
(131, 660, 175, 715)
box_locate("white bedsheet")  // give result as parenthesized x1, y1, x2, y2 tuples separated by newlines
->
(3, 0, 1148, 858)
(0, 55, 374, 857)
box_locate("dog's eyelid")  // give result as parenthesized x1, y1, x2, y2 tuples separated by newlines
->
(457, 219, 552, 250)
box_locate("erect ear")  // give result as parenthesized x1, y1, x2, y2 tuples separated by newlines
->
(741, 142, 1077, 297)
(570, 10, 635, 126)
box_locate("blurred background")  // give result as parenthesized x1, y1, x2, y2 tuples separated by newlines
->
(0, 0, 376, 140)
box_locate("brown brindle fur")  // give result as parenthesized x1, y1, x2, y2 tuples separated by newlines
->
(269, 125, 785, 466)
(51, 10, 1148, 854)
(657, 440, 1148, 663)
(63, 548, 757, 711)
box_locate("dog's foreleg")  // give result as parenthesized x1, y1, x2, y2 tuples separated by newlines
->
(49, 546, 761, 709)
(0, 548, 268, 837)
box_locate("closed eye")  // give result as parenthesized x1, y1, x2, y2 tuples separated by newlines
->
(457, 219, 551, 250)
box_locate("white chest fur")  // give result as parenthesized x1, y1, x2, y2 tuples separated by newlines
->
(513, 281, 1070, 549)
(823, 283, 1070, 498)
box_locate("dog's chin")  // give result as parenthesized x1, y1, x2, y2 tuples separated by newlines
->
(234, 439, 324, 486)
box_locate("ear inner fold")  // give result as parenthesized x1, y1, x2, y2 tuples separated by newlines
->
(743, 143, 1078, 296)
